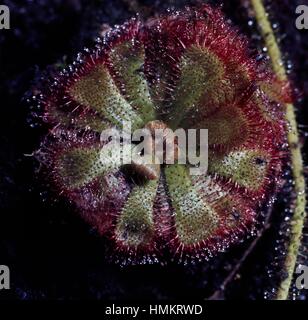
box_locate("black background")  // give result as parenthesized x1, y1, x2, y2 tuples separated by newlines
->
(0, 0, 307, 300)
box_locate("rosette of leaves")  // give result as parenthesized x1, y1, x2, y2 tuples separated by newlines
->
(36, 4, 293, 267)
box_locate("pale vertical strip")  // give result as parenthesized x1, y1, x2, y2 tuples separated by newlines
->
(251, 0, 307, 300)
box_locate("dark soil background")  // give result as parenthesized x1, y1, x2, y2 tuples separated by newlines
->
(0, 0, 307, 300)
